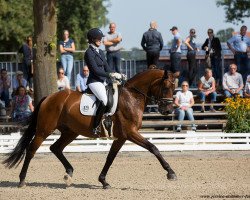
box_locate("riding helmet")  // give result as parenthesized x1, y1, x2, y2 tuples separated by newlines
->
(87, 28, 104, 43)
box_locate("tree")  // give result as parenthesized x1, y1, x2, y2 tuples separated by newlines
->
(0, 0, 109, 53)
(216, 0, 250, 24)
(33, 0, 58, 105)
(57, 0, 109, 50)
(0, 0, 33, 52)
(216, 28, 234, 42)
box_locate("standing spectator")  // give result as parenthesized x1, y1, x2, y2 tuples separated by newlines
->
(202, 28, 222, 84)
(59, 30, 75, 84)
(169, 26, 182, 78)
(57, 68, 70, 91)
(11, 85, 34, 122)
(76, 65, 89, 93)
(227, 25, 250, 82)
(19, 36, 34, 90)
(184, 28, 198, 86)
(223, 64, 244, 97)
(174, 81, 196, 132)
(198, 68, 217, 112)
(103, 22, 122, 73)
(141, 21, 164, 68)
(12, 71, 28, 96)
(244, 75, 250, 98)
(0, 69, 11, 107)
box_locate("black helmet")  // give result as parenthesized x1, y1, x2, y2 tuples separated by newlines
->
(87, 28, 104, 43)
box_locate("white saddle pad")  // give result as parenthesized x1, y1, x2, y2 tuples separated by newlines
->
(80, 82, 119, 116)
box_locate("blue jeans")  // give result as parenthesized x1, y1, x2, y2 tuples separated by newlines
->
(176, 108, 195, 128)
(107, 51, 121, 73)
(199, 91, 217, 102)
(61, 54, 74, 84)
(224, 90, 243, 98)
(234, 53, 249, 82)
(0, 90, 10, 107)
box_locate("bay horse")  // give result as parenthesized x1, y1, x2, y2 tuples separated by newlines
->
(3, 69, 177, 189)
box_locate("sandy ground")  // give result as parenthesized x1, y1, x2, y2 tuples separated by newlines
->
(0, 151, 249, 200)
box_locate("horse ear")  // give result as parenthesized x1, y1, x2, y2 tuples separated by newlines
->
(163, 70, 169, 79)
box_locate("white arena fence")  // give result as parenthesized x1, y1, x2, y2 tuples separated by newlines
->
(0, 132, 250, 153)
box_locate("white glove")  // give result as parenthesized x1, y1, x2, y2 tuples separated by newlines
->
(121, 74, 127, 80)
(110, 72, 122, 79)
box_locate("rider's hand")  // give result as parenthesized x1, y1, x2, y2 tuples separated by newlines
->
(110, 72, 122, 79)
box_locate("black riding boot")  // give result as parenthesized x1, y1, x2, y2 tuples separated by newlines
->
(93, 101, 106, 136)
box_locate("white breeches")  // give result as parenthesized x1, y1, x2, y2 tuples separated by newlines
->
(88, 82, 108, 106)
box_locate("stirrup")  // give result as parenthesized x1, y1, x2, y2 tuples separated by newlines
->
(93, 126, 101, 136)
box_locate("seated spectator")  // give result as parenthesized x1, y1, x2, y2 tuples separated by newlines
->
(57, 67, 70, 91)
(244, 75, 250, 98)
(12, 71, 28, 95)
(11, 85, 34, 122)
(0, 69, 11, 107)
(223, 64, 244, 98)
(174, 81, 196, 132)
(198, 68, 217, 112)
(76, 65, 89, 93)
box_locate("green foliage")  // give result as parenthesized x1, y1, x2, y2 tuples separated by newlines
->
(57, 0, 109, 50)
(0, 0, 109, 53)
(224, 96, 250, 133)
(0, 0, 33, 52)
(216, 0, 250, 24)
(216, 28, 234, 42)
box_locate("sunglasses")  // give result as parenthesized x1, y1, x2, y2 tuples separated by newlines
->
(191, 31, 195, 34)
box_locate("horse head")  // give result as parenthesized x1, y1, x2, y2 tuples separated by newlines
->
(149, 70, 176, 115)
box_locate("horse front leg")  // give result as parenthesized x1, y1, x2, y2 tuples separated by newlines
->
(128, 133, 177, 180)
(99, 138, 126, 189)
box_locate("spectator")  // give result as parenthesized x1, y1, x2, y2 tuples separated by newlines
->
(184, 28, 198, 86)
(174, 81, 196, 132)
(103, 22, 122, 73)
(19, 36, 34, 90)
(12, 71, 28, 96)
(227, 25, 250, 82)
(169, 26, 182, 78)
(59, 30, 75, 84)
(202, 28, 222, 84)
(244, 75, 250, 98)
(141, 21, 163, 68)
(0, 69, 11, 107)
(198, 68, 217, 112)
(57, 68, 70, 91)
(11, 85, 34, 122)
(223, 64, 244, 97)
(76, 65, 89, 93)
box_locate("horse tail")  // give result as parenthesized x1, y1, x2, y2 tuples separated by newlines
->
(2, 97, 47, 169)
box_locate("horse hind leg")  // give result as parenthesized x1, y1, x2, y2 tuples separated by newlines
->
(50, 130, 78, 187)
(128, 133, 177, 181)
(19, 134, 47, 188)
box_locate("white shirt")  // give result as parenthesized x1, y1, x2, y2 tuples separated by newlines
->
(175, 90, 193, 107)
(244, 75, 250, 94)
(57, 76, 70, 90)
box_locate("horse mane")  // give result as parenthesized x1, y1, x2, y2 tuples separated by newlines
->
(126, 69, 164, 85)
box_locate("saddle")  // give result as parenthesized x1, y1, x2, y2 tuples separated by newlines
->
(80, 81, 120, 138)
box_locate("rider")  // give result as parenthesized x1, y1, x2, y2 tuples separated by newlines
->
(84, 28, 122, 135)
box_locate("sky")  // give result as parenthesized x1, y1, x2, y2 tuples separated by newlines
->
(101, 0, 250, 50)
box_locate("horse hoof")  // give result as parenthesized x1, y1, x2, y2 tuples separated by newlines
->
(18, 181, 26, 188)
(167, 173, 177, 181)
(103, 184, 111, 189)
(63, 174, 73, 187)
